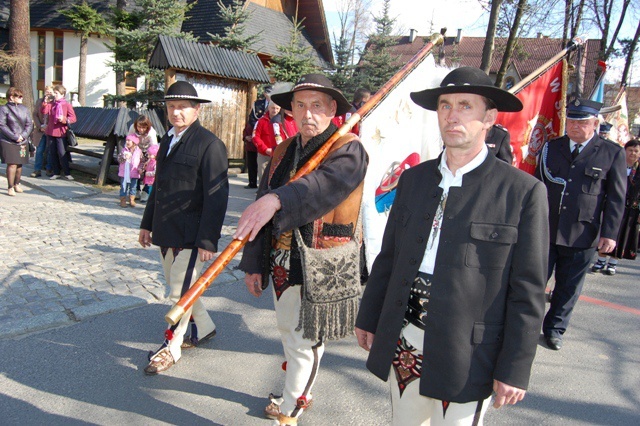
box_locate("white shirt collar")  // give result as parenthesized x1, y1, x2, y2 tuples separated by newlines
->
(167, 126, 190, 155)
(439, 145, 489, 184)
(570, 132, 596, 151)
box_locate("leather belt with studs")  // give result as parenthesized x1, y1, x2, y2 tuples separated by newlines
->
(405, 272, 431, 330)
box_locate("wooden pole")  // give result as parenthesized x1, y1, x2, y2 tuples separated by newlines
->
(165, 32, 446, 326)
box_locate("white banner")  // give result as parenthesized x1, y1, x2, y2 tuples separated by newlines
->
(360, 57, 449, 270)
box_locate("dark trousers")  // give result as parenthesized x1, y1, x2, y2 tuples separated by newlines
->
(48, 136, 71, 176)
(544, 244, 596, 338)
(246, 150, 258, 187)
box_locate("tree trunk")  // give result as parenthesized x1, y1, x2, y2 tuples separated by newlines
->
(78, 35, 87, 106)
(481, 0, 503, 73)
(620, 20, 640, 86)
(570, 0, 585, 39)
(495, 0, 527, 88)
(603, 0, 630, 61)
(9, 0, 34, 111)
(115, 0, 127, 107)
(597, 0, 613, 57)
(116, 72, 127, 108)
(562, 0, 571, 48)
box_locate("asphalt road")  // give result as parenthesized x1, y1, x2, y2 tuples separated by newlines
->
(1, 159, 639, 425)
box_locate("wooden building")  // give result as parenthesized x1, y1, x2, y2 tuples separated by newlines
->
(148, 35, 271, 160)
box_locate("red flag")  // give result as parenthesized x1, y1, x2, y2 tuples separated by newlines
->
(496, 61, 565, 174)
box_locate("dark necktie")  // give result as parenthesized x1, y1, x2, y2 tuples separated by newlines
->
(571, 144, 581, 161)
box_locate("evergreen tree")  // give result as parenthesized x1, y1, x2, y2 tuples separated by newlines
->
(330, 17, 354, 97)
(352, 0, 398, 92)
(62, 1, 108, 106)
(110, 0, 138, 105)
(105, 0, 196, 103)
(268, 17, 317, 83)
(208, 0, 260, 51)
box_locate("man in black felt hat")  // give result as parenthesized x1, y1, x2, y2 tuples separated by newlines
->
(355, 67, 549, 425)
(235, 73, 368, 425)
(535, 98, 626, 351)
(139, 81, 229, 374)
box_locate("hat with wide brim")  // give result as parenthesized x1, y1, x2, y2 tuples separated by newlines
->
(163, 81, 211, 103)
(410, 67, 523, 112)
(270, 73, 352, 116)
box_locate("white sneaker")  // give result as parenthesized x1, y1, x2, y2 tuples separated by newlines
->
(140, 192, 149, 202)
(50, 175, 60, 180)
(64, 175, 74, 181)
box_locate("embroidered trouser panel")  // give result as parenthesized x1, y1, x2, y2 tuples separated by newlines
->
(273, 284, 324, 418)
(159, 248, 215, 362)
(390, 324, 491, 426)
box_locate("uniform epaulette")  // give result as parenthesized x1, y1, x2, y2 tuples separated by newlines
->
(602, 137, 623, 148)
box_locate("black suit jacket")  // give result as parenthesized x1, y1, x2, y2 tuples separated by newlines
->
(140, 119, 229, 252)
(485, 124, 513, 164)
(356, 153, 549, 403)
(536, 134, 627, 248)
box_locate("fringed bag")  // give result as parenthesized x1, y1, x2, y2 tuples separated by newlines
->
(294, 220, 362, 341)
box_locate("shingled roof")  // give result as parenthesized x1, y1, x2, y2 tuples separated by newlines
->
(27, 0, 126, 30)
(182, 0, 330, 68)
(149, 35, 271, 83)
(382, 34, 602, 96)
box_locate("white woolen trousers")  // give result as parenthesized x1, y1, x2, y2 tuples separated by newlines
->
(257, 153, 270, 185)
(390, 324, 491, 426)
(273, 285, 325, 417)
(160, 248, 216, 362)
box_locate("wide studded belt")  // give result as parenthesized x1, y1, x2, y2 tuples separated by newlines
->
(405, 272, 431, 330)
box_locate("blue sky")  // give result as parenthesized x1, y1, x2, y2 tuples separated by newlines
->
(322, 0, 639, 84)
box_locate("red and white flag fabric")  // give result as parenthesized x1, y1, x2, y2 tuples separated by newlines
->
(495, 60, 566, 174)
(605, 90, 631, 146)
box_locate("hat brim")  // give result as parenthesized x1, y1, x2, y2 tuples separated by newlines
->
(271, 87, 352, 116)
(163, 95, 211, 104)
(567, 113, 597, 120)
(410, 85, 523, 112)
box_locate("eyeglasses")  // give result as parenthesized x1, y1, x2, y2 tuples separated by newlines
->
(15, 96, 23, 99)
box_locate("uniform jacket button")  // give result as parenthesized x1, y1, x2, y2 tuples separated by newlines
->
(490, 232, 498, 239)
(396, 300, 403, 307)
(409, 259, 416, 265)
(416, 236, 423, 243)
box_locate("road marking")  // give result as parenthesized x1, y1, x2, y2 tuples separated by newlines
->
(579, 295, 640, 316)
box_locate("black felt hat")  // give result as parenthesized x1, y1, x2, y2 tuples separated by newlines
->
(410, 67, 523, 112)
(270, 73, 352, 116)
(163, 81, 211, 103)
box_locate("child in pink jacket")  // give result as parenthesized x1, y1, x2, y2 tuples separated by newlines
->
(118, 134, 141, 207)
(142, 143, 159, 191)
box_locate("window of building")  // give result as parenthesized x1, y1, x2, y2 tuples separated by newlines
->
(125, 72, 137, 93)
(53, 33, 63, 83)
(36, 32, 46, 92)
(504, 76, 515, 90)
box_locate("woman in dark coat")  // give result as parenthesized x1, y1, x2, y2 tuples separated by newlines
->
(0, 87, 34, 196)
(592, 138, 640, 275)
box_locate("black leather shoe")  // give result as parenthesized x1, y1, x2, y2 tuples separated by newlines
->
(181, 329, 216, 349)
(545, 336, 563, 350)
(244, 184, 258, 189)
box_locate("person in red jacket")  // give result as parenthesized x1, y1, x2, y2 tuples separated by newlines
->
(41, 84, 76, 180)
(253, 101, 286, 184)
